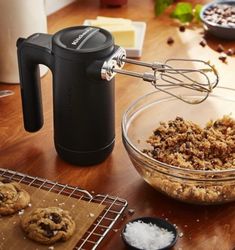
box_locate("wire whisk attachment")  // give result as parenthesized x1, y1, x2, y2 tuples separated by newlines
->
(101, 47, 219, 104)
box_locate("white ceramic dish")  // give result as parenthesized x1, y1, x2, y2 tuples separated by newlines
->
(83, 20, 146, 58)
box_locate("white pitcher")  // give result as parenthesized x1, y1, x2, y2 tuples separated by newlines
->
(0, 0, 48, 84)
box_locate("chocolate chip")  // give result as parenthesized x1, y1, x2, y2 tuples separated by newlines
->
(0, 193, 5, 201)
(219, 53, 227, 63)
(61, 224, 68, 232)
(199, 40, 206, 47)
(39, 222, 50, 231)
(213, 120, 220, 128)
(179, 25, 186, 32)
(153, 148, 159, 156)
(226, 48, 234, 56)
(216, 44, 224, 53)
(185, 142, 191, 149)
(50, 213, 62, 224)
(39, 223, 54, 238)
(176, 117, 183, 121)
(167, 37, 174, 45)
(128, 209, 135, 215)
(154, 130, 161, 136)
(203, 131, 208, 139)
(186, 131, 192, 138)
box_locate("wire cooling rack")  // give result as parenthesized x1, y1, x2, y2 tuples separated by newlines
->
(0, 168, 128, 250)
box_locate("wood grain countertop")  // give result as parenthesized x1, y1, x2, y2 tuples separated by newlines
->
(0, 0, 235, 249)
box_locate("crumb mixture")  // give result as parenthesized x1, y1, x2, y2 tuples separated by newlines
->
(143, 115, 235, 171)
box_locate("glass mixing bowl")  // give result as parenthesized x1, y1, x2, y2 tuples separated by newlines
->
(122, 87, 235, 205)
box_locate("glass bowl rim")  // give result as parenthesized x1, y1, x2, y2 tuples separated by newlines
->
(121, 86, 235, 175)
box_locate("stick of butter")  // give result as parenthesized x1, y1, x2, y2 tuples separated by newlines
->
(89, 16, 136, 48)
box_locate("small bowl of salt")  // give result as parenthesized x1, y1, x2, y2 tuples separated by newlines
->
(121, 217, 178, 250)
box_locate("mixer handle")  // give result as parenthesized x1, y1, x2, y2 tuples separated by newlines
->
(17, 33, 53, 132)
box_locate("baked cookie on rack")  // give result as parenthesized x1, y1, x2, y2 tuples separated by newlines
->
(21, 207, 76, 245)
(0, 179, 30, 215)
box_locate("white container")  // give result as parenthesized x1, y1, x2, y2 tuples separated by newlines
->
(0, 0, 48, 84)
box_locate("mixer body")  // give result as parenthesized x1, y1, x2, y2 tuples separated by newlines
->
(17, 26, 116, 165)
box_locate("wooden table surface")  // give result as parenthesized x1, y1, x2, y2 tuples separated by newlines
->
(1, 0, 235, 249)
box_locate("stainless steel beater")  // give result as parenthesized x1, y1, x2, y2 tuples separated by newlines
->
(101, 47, 219, 104)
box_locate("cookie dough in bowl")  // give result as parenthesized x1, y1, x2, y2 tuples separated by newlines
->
(122, 87, 235, 205)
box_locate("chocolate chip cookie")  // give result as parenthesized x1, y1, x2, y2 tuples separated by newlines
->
(0, 180, 30, 215)
(21, 207, 76, 245)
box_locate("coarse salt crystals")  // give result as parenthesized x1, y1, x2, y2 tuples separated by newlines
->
(123, 220, 174, 250)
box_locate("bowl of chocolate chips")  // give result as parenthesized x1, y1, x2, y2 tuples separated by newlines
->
(200, 0, 235, 40)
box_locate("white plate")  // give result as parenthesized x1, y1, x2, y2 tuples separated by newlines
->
(83, 20, 146, 58)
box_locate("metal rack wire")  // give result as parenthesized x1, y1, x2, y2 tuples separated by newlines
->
(0, 168, 128, 250)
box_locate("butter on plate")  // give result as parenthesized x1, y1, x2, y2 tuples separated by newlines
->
(88, 16, 136, 48)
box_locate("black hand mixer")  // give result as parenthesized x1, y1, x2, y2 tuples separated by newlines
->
(17, 26, 218, 165)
